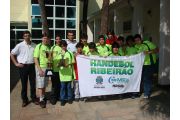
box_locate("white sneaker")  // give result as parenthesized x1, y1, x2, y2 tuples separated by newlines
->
(143, 96, 149, 99)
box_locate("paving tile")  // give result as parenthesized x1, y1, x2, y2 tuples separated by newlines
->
(11, 79, 170, 120)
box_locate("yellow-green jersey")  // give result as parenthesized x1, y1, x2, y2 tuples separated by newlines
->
(126, 46, 138, 56)
(135, 41, 157, 65)
(108, 53, 121, 56)
(83, 45, 89, 55)
(96, 44, 111, 56)
(58, 50, 76, 81)
(33, 43, 50, 68)
(51, 45, 62, 72)
(87, 51, 99, 56)
(118, 47, 126, 56)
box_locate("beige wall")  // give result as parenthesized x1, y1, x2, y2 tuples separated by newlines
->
(10, 0, 29, 23)
(88, 0, 115, 17)
(143, 0, 160, 46)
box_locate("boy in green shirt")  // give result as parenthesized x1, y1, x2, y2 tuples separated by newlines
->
(126, 35, 138, 56)
(74, 42, 84, 101)
(96, 35, 111, 57)
(87, 42, 99, 56)
(58, 40, 75, 106)
(134, 34, 158, 99)
(49, 35, 62, 105)
(81, 33, 89, 55)
(34, 33, 50, 108)
(125, 35, 138, 99)
(108, 42, 121, 56)
(116, 36, 127, 56)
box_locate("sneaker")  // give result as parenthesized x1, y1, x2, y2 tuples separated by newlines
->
(118, 94, 123, 100)
(84, 98, 89, 102)
(61, 101, 66, 106)
(131, 95, 136, 99)
(68, 100, 73, 104)
(39, 100, 46, 108)
(32, 98, 39, 105)
(22, 100, 29, 107)
(80, 98, 85, 101)
(143, 96, 149, 99)
(97, 96, 102, 100)
(74, 98, 79, 102)
(50, 98, 57, 105)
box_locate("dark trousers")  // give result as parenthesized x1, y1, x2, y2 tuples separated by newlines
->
(60, 81, 73, 101)
(51, 72, 60, 100)
(142, 65, 154, 96)
(18, 64, 36, 102)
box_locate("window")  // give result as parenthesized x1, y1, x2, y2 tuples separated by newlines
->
(32, 5, 40, 15)
(123, 21, 131, 33)
(55, 30, 65, 39)
(56, 20, 65, 28)
(49, 30, 54, 39)
(56, 0, 65, 5)
(45, 6, 53, 17)
(32, 40, 42, 44)
(16, 31, 25, 39)
(47, 19, 53, 28)
(32, 17, 42, 28)
(10, 24, 28, 48)
(16, 26, 28, 29)
(31, 0, 38, 4)
(66, 0, 76, 6)
(67, 7, 76, 18)
(45, 0, 54, 5)
(67, 20, 75, 28)
(31, 0, 77, 42)
(32, 30, 42, 39)
(10, 30, 15, 39)
(56, 7, 65, 17)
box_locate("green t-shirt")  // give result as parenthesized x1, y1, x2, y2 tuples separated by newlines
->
(108, 53, 121, 56)
(87, 51, 99, 56)
(135, 41, 157, 65)
(51, 45, 62, 72)
(34, 43, 50, 68)
(58, 50, 76, 81)
(126, 46, 138, 56)
(83, 45, 89, 55)
(96, 44, 111, 56)
(118, 47, 126, 56)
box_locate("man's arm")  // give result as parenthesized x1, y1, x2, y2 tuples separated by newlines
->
(144, 47, 159, 54)
(10, 53, 24, 68)
(34, 57, 44, 77)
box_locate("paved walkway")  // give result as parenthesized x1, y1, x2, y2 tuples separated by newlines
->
(10, 78, 170, 120)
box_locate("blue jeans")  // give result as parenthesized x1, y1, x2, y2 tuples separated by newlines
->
(142, 65, 154, 96)
(60, 81, 73, 101)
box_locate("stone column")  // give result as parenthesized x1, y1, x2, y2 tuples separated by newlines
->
(158, 0, 170, 85)
(114, 9, 117, 35)
(132, 0, 143, 36)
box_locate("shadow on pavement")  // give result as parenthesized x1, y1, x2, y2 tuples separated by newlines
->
(10, 61, 20, 92)
(139, 85, 170, 119)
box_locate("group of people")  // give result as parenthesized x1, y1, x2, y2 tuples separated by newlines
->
(10, 30, 158, 108)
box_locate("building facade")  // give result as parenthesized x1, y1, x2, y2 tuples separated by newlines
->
(10, 0, 169, 85)
(10, 0, 80, 48)
(84, 0, 170, 85)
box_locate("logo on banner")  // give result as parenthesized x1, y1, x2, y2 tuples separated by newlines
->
(94, 76, 105, 88)
(108, 76, 129, 88)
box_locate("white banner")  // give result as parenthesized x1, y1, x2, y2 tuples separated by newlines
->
(76, 53, 145, 97)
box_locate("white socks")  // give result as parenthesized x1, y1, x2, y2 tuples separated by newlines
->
(40, 96, 45, 101)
